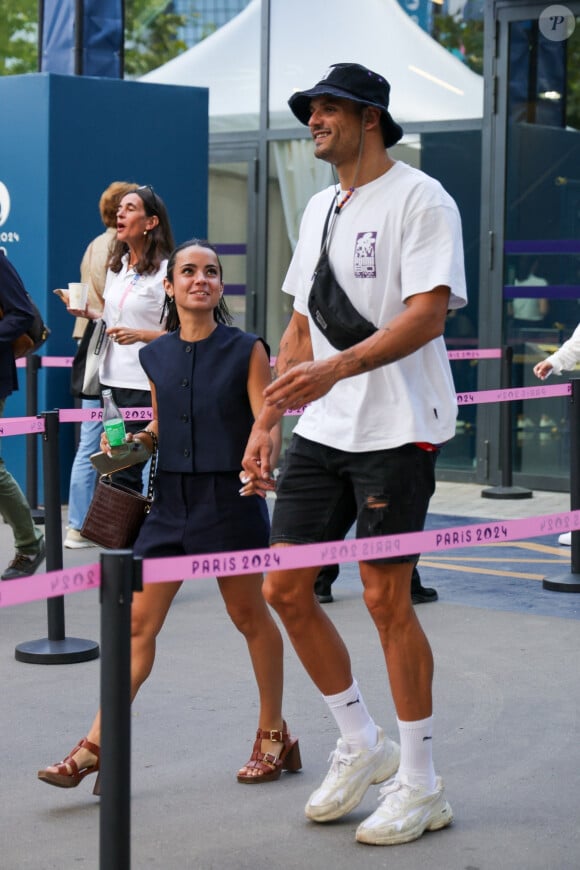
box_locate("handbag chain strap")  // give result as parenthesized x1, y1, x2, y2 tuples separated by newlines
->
(145, 437, 158, 503)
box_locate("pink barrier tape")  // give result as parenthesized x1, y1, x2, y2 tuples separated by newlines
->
(1, 383, 572, 430)
(142, 511, 578, 582)
(59, 407, 153, 423)
(15, 355, 80, 367)
(1, 510, 578, 610)
(0, 562, 100, 608)
(456, 383, 571, 406)
(15, 356, 75, 368)
(281, 380, 570, 415)
(271, 349, 502, 366)
(447, 349, 502, 360)
(40, 356, 76, 367)
(16, 348, 504, 372)
(0, 416, 45, 436)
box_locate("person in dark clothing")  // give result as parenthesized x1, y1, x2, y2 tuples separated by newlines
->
(0, 251, 45, 580)
(314, 563, 438, 604)
(38, 240, 298, 794)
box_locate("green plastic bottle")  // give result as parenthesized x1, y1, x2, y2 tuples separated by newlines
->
(102, 389, 126, 448)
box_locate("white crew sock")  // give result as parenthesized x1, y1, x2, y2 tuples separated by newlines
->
(396, 715, 437, 792)
(322, 678, 378, 752)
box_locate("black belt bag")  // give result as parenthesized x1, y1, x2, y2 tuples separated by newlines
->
(307, 196, 377, 351)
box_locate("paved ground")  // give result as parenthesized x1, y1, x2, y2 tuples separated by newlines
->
(1, 481, 579, 869)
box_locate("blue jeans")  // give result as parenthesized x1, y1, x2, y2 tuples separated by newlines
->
(67, 398, 101, 530)
(0, 397, 43, 553)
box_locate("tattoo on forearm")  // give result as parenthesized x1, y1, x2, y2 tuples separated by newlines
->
(347, 327, 396, 373)
(276, 339, 301, 375)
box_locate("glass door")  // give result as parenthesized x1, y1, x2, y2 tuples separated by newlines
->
(208, 144, 259, 332)
(493, 2, 580, 489)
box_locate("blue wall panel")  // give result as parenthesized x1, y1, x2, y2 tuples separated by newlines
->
(0, 73, 208, 498)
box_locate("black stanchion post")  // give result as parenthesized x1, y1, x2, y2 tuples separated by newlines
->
(482, 345, 533, 500)
(25, 354, 45, 523)
(14, 410, 100, 663)
(544, 377, 580, 592)
(99, 550, 137, 870)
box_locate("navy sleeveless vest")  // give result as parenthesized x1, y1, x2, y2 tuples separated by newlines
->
(139, 324, 266, 473)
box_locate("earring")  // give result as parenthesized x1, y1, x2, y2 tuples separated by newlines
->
(143, 230, 148, 236)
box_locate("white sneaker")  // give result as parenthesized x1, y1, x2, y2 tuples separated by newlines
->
(305, 727, 400, 823)
(355, 776, 453, 845)
(64, 528, 98, 549)
(559, 532, 572, 546)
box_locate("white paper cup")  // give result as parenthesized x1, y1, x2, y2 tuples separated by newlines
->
(68, 282, 89, 309)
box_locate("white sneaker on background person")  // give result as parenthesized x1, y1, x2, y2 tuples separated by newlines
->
(64, 528, 98, 549)
(559, 532, 572, 546)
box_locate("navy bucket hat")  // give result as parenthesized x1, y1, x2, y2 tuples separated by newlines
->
(288, 62, 404, 148)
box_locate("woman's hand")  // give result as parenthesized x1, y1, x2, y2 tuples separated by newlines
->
(66, 303, 102, 320)
(107, 326, 142, 345)
(100, 429, 138, 456)
(238, 469, 276, 499)
(99, 431, 112, 456)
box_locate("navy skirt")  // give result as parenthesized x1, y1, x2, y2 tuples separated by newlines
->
(134, 470, 270, 559)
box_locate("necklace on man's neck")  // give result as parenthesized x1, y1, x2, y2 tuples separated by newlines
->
(335, 186, 355, 212)
(332, 115, 366, 214)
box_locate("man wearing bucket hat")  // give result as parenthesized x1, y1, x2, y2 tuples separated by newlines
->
(242, 62, 467, 845)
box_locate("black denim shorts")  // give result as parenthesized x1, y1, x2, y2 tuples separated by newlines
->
(271, 434, 438, 564)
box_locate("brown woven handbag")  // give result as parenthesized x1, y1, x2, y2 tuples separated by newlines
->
(81, 447, 157, 549)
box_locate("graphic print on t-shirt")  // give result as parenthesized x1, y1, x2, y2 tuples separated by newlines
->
(354, 232, 377, 278)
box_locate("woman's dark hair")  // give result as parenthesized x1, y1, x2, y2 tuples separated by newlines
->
(108, 185, 176, 276)
(163, 239, 233, 332)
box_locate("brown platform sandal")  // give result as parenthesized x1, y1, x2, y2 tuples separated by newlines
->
(237, 721, 301, 784)
(37, 738, 101, 795)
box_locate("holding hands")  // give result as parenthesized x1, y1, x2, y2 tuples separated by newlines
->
(238, 466, 277, 498)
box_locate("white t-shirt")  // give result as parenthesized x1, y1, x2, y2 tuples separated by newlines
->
(283, 161, 468, 452)
(100, 257, 167, 391)
(512, 273, 548, 321)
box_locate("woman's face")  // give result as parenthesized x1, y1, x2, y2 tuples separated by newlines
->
(166, 245, 223, 314)
(116, 193, 158, 246)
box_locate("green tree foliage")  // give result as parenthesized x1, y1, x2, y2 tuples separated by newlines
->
(0, 0, 38, 75)
(0, 0, 187, 78)
(124, 0, 187, 78)
(432, 12, 580, 130)
(431, 13, 484, 76)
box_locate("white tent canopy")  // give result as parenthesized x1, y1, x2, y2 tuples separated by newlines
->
(143, 0, 483, 133)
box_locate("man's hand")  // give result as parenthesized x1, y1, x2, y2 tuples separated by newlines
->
(264, 358, 338, 412)
(242, 426, 277, 485)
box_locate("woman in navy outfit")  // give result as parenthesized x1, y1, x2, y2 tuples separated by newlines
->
(38, 240, 300, 792)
